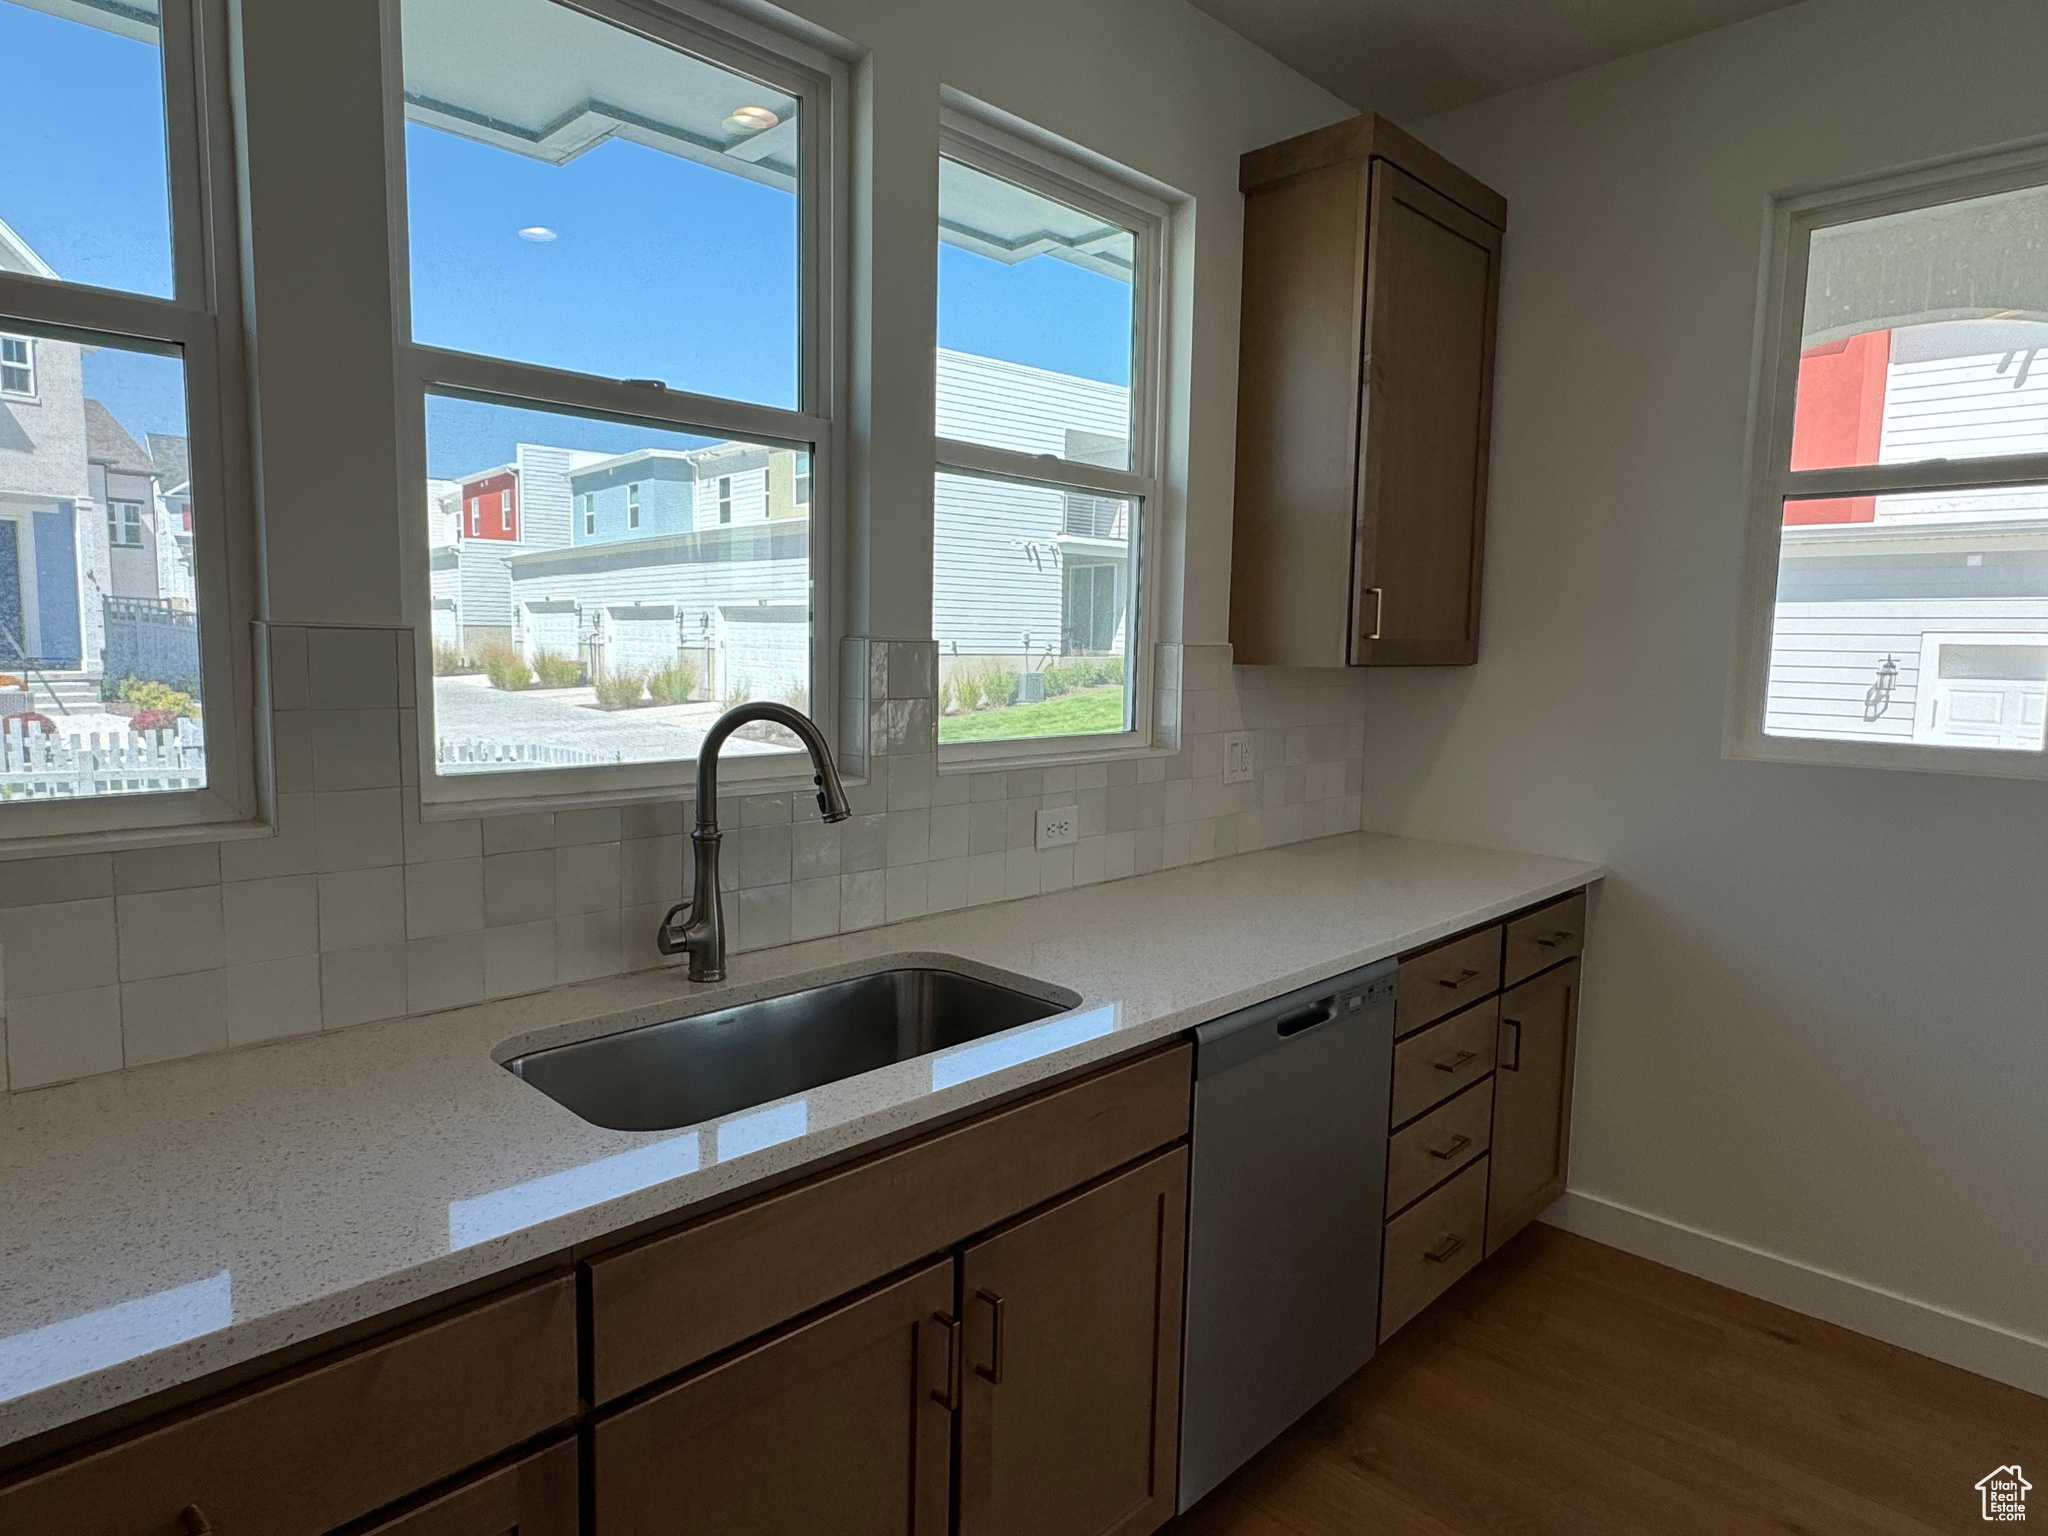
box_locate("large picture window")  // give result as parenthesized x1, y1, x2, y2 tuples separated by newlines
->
(1735, 146, 2048, 778)
(0, 0, 251, 843)
(931, 111, 1165, 761)
(393, 0, 837, 805)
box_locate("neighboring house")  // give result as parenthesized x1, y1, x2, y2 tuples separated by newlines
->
(440, 444, 604, 653)
(0, 215, 108, 674)
(933, 348, 1132, 668)
(1768, 317, 2048, 748)
(424, 478, 462, 655)
(88, 398, 163, 603)
(146, 431, 197, 608)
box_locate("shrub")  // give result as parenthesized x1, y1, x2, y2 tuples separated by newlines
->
(982, 667, 1019, 709)
(1101, 655, 1125, 685)
(938, 676, 959, 715)
(593, 668, 647, 709)
(474, 643, 531, 691)
(116, 680, 200, 717)
(2, 711, 56, 737)
(531, 650, 586, 689)
(646, 659, 699, 704)
(784, 683, 809, 713)
(0, 674, 20, 689)
(130, 708, 182, 734)
(432, 641, 469, 676)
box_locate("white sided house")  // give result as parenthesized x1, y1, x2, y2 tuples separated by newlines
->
(434, 444, 603, 654)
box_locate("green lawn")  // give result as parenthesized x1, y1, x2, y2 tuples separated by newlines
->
(937, 686, 1125, 744)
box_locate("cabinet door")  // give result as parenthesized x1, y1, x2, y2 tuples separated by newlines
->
(353, 1440, 577, 1536)
(1487, 959, 1580, 1253)
(1353, 159, 1502, 666)
(592, 1259, 954, 1536)
(957, 1146, 1188, 1536)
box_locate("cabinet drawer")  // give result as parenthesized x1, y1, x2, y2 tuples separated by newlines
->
(586, 1043, 1192, 1404)
(1504, 890, 1586, 988)
(1390, 998, 1497, 1126)
(1379, 1155, 1488, 1342)
(1396, 927, 1501, 1036)
(0, 1276, 578, 1536)
(353, 1439, 578, 1536)
(1385, 1078, 1492, 1216)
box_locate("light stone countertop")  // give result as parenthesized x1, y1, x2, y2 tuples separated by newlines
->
(0, 832, 1601, 1450)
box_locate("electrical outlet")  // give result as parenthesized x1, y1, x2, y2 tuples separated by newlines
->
(1035, 805, 1078, 850)
(1222, 731, 1255, 785)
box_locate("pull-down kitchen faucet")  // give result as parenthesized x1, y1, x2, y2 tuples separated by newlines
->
(658, 701, 852, 982)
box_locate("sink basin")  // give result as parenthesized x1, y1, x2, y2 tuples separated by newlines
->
(506, 966, 1072, 1132)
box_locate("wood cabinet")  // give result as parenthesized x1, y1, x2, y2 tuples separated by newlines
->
(353, 1440, 579, 1536)
(1378, 890, 1588, 1339)
(958, 1148, 1188, 1536)
(1487, 958, 1581, 1254)
(1231, 114, 1506, 669)
(592, 1260, 955, 1536)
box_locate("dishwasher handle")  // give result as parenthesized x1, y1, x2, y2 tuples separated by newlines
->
(1274, 1001, 1337, 1038)
(1193, 959, 1398, 1079)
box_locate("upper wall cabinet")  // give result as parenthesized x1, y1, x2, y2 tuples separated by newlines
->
(1229, 115, 1506, 668)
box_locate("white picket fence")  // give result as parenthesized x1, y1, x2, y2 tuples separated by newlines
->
(436, 738, 616, 772)
(0, 717, 208, 799)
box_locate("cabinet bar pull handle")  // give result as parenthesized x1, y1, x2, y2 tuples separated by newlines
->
(1366, 586, 1385, 642)
(1424, 1234, 1466, 1264)
(1427, 1133, 1472, 1161)
(1535, 930, 1573, 948)
(973, 1288, 1006, 1385)
(1433, 1048, 1478, 1073)
(1437, 967, 1481, 990)
(930, 1311, 963, 1410)
(181, 1509, 215, 1536)
(1500, 1017, 1522, 1071)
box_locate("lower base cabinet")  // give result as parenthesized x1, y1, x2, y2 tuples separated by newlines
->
(356, 1440, 579, 1536)
(593, 1260, 955, 1535)
(1487, 958, 1579, 1254)
(959, 1147, 1188, 1536)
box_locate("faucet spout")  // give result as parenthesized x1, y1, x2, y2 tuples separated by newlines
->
(658, 702, 851, 982)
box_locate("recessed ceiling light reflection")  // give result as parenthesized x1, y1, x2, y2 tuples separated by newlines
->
(517, 226, 558, 243)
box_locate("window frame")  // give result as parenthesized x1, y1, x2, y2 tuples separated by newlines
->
(108, 500, 147, 549)
(0, 333, 35, 398)
(0, 0, 261, 855)
(1731, 140, 2048, 782)
(932, 106, 1169, 771)
(384, 0, 848, 814)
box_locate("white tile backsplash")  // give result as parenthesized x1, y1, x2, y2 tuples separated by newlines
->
(2, 633, 1370, 1093)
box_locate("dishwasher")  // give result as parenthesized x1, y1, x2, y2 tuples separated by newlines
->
(1178, 956, 1397, 1512)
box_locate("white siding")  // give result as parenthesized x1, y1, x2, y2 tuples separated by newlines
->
(933, 472, 1064, 656)
(935, 349, 1127, 458)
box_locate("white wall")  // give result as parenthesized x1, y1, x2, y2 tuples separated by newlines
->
(1371, 0, 2048, 1389)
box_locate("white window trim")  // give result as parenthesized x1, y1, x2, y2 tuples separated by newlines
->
(0, 333, 36, 399)
(385, 0, 849, 815)
(1730, 138, 2048, 782)
(933, 103, 1171, 773)
(0, 0, 262, 857)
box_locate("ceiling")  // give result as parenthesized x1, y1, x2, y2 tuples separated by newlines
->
(1185, 0, 1805, 122)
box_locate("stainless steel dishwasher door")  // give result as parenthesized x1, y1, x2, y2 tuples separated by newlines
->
(1177, 959, 1396, 1512)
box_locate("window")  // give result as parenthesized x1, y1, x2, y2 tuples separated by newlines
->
(108, 501, 146, 548)
(394, 0, 837, 804)
(1, 334, 33, 396)
(0, 0, 252, 841)
(931, 110, 1165, 758)
(1735, 146, 2048, 778)
(499, 489, 512, 533)
(793, 463, 810, 507)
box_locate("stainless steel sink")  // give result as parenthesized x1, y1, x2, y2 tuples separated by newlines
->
(506, 966, 1073, 1132)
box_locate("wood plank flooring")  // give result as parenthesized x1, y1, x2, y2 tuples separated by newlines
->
(1166, 1225, 2045, 1535)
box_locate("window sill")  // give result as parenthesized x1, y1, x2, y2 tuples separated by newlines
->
(415, 757, 862, 821)
(936, 731, 1168, 775)
(1725, 729, 2048, 782)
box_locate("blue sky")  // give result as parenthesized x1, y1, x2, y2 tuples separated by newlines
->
(3, 1, 1136, 480)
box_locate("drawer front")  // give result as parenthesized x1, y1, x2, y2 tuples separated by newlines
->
(355, 1438, 578, 1536)
(586, 1043, 1193, 1404)
(1379, 1155, 1488, 1342)
(0, 1276, 578, 1536)
(1390, 998, 1498, 1126)
(1504, 890, 1586, 988)
(1396, 927, 1502, 1036)
(1385, 1077, 1492, 1216)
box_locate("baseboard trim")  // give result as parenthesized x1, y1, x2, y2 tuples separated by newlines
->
(1541, 1189, 2048, 1399)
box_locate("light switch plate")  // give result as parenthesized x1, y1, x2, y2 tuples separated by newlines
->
(1222, 732, 1255, 785)
(1035, 805, 1078, 850)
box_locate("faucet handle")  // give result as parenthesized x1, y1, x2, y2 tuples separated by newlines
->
(656, 899, 692, 956)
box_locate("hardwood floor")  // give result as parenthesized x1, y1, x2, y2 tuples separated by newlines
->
(1167, 1225, 2045, 1535)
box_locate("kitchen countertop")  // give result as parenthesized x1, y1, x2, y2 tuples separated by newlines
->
(0, 832, 1601, 1451)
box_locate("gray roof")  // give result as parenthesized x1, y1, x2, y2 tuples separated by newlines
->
(147, 432, 190, 491)
(84, 400, 155, 475)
